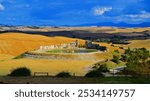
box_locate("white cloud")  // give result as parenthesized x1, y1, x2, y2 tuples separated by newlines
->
(93, 7, 112, 15)
(0, 3, 4, 11)
(125, 11, 150, 19)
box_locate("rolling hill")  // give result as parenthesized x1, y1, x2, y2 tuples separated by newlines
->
(0, 32, 85, 56)
(0, 32, 120, 76)
(0, 32, 149, 76)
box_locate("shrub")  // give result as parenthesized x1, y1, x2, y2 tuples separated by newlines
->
(13, 54, 24, 59)
(114, 50, 119, 53)
(86, 63, 109, 77)
(119, 47, 123, 49)
(147, 60, 150, 67)
(111, 54, 120, 64)
(85, 70, 103, 77)
(122, 48, 150, 76)
(111, 44, 115, 47)
(56, 72, 72, 77)
(97, 64, 109, 72)
(8, 67, 31, 76)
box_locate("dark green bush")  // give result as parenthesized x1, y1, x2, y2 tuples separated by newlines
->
(114, 50, 119, 53)
(85, 70, 103, 77)
(97, 64, 109, 72)
(111, 54, 120, 64)
(122, 48, 150, 76)
(56, 72, 72, 77)
(13, 53, 25, 59)
(8, 67, 31, 76)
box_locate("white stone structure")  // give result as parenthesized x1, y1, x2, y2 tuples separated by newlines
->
(35, 40, 79, 52)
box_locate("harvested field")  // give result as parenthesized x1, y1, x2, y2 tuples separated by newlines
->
(1, 31, 149, 77)
(126, 39, 150, 50)
(0, 32, 85, 56)
(0, 58, 97, 76)
(1, 26, 150, 33)
(0, 32, 121, 76)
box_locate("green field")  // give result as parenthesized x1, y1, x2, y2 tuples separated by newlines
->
(0, 76, 150, 84)
(46, 48, 98, 53)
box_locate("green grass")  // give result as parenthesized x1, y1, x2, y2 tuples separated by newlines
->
(13, 54, 24, 59)
(46, 48, 98, 53)
(0, 76, 150, 84)
(85, 49, 98, 53)
(97, 77, 150, 84)
(98, 60, 126, 69)
(47, 49, 63, 53)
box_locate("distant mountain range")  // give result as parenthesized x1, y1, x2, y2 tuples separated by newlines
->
(78, 22, 150, 27)
(0, 24, 15, 27)
(0, 22, 150, 27)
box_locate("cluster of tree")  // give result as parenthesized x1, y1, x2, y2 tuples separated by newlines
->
(93, 38, 111, 43)
(85, 64, 109, 77)
(121, 48, 150, 76)
(7, 65, 109, 78)
(8, 67, 72, 77)
(111, 38, 129, 44)
(93, 38, 129, 45)
(111, 50, 121, 64)
(8, 67, 31, 76)
(85, 47, 150, 77)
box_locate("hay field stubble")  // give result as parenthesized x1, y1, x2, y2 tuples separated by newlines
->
(0, 31, 149, 76)
(0, 32, 116, 76)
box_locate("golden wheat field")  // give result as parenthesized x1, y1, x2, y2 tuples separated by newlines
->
(126, 39, 150, 50)
(0, 32, 149, 76)
(0, 32, 117, 76)
(107, 27, 150, 33)
(14, 27, 150, 33)
(49, 27, 150, 33)
(0, 32, 85, 56)
(0, 58, 97, 76)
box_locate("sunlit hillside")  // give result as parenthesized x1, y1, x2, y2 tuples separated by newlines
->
(0, 32, 121, 76)
(107, 27, 150, 33)
(0, 32, 85, 56)
(126, 39, 150, 50)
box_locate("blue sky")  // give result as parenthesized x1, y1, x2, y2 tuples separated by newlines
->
(0, 0, 150, 26)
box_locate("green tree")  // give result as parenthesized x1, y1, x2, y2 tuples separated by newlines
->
(8, 67, 31, 76)
(85, 70, 103, 77)
(85, 64, 109, 77)
(112, 54, 120, 64)
(56, 72, 72, 77)
(97, 64, 109, 72)
(123, 48, 150, 76)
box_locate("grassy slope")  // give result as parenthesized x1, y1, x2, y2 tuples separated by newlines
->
(126, 39, 150, 50)
(107, 27, 150, 33)
(1, 32, 149, 76)
(0, 58, 96, 76)
(0, 32, 85, 56)
(34, 27, 150, 33)
(0, 32, 119, 76)
(1, 76, 150, 84)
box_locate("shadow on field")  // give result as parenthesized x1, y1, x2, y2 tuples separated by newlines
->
(1, 30, 150, 40)
(0, 76, 150, 84)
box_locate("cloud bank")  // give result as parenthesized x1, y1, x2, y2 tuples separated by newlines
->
(0, 3, 4, 11)
(125, 11, 150, 19)
(93, 7, 112, 15)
